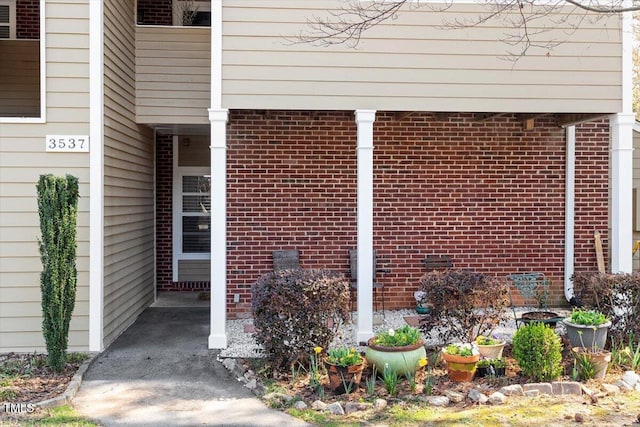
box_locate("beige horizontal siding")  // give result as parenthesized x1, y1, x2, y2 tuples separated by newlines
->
(0, 0, 90, 352)
(178, 260, 211, 281)
(135, 26, 211, 124)
(221, 0, 622, 112)
(102, 0, 155, 347)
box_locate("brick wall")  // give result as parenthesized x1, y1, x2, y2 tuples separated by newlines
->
(156, 134, 174, 290)
(137, 0, 172, 26)
(154, 110, 610, 317)
(16, 0, 39, 39)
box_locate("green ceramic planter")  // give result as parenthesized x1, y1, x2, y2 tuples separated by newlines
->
(365, 338, 427, 377)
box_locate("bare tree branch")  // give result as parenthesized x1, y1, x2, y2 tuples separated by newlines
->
(296, 0, 639, 59)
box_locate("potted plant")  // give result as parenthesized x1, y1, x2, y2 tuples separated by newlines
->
(365, 325, 427, 376)
(571, 346, 611, 380)
(475, 358, 506, 378)
(441, 342, 480, 382)
(414, 290, 431, 314)
(324, 346, 366, 394)
(475, 335, 506, 359)
(562, 308, 611, 350)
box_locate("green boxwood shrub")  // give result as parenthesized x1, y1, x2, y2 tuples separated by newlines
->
(512, 322, 562, 381)
(251, 268, 350, 372)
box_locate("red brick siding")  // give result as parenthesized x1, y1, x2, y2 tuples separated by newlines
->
(156, 134, 174, 290)
(223, 111, 609, 316)
(16, 0, 39, 39)
(137, 0, 172, 26)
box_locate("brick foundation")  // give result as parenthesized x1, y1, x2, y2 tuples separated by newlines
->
(155, 110, 610, 318)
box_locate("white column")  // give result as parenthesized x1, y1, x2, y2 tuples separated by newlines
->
(89, 0, 104, 352)
(208, 109, 228, 349)
(355, 110, 376, 344)
(564, 126, 575, 302)
(610, 113, 635, 273)
(610, 5, 634, 274)
(208, 0, 227, 349)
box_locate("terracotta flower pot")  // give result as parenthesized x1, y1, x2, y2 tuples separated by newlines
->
(441, 351, 479, 382)
(365, 339, 427, 377)
(571, 347, 611, 380)
(325, 361, 365, 394)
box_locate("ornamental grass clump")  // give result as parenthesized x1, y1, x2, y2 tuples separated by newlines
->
(251, 268, 350, 372)
(512, 322, 562, 382)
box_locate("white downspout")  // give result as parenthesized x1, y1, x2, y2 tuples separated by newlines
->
(89, 0, 104, 352)
(564, 126, 575, 302)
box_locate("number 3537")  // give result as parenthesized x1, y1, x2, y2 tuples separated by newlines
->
(45, 135, 90, 152)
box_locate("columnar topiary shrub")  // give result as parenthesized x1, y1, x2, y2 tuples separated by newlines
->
(251, 268, 350, 372)
(418, 269, 510, 343)
(512, 322, 562, 381)
(37, 174, 79, 372)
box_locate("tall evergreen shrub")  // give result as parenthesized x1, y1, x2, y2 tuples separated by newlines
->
(37, 174, 79, 372)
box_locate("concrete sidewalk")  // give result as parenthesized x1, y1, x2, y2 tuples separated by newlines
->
(72, 306, 309, 427)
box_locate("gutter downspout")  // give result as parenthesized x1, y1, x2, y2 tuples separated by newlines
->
(565, 126, 576, 303)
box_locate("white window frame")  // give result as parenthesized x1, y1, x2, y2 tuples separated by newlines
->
(172, 136, 211, 281)
(0, 0, 16, 39)
(172, 0, 211, 26)
(0, 0, 45, 122)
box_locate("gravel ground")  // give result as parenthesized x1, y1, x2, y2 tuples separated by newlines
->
(218, 308, 571, 358)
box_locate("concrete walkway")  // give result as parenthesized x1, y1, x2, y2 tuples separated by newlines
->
(72, 305, 309, 427)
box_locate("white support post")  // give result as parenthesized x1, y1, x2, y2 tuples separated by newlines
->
(564, 126, 575, 302)
(355, 110, 376, 344)
(208, 109, 228, 349)
(610, 5, 634, 274)
(610, 113, 635, 273)
(208, 0, 228, 349)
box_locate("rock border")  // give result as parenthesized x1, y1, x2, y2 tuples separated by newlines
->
(220, 355, 640, 418)
(34, 354, 98, 409)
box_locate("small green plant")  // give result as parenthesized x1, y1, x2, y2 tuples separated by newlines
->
(365, 366, 377, 396)
(611, 334, 640, 371)
(424, 370, 433, 396)
(326, 347, 363, 367)
(382, 363, 399, 396)
(443, 342, 477, 357)
(373, 325, 421, 347)
(308, 346, 322, 389)
(338, 371, 355, 395)
(573, 350, 597, 380)
(477, 359, 491, 368)
(569, 309, 609, 326)
(405, 370, 416, 392)
(512, 322, 562, 381)
(475, 335, 503, 346)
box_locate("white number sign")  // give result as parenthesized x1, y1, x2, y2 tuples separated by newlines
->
(45, 135, 90, 152)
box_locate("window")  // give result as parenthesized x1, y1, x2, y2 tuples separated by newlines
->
(0, 0, 16, 39)
(173, 0, 211, 27)
(180, 173, 211, 253)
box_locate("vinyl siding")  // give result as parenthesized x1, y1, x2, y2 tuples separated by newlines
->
(135, 26, 210, 124)
(0, 40, 40, 117)
(221, 0, 622, 112)
(178, 260, 210, 282)
(103, 0, 155, 347)
(0, 0, 90, 352)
